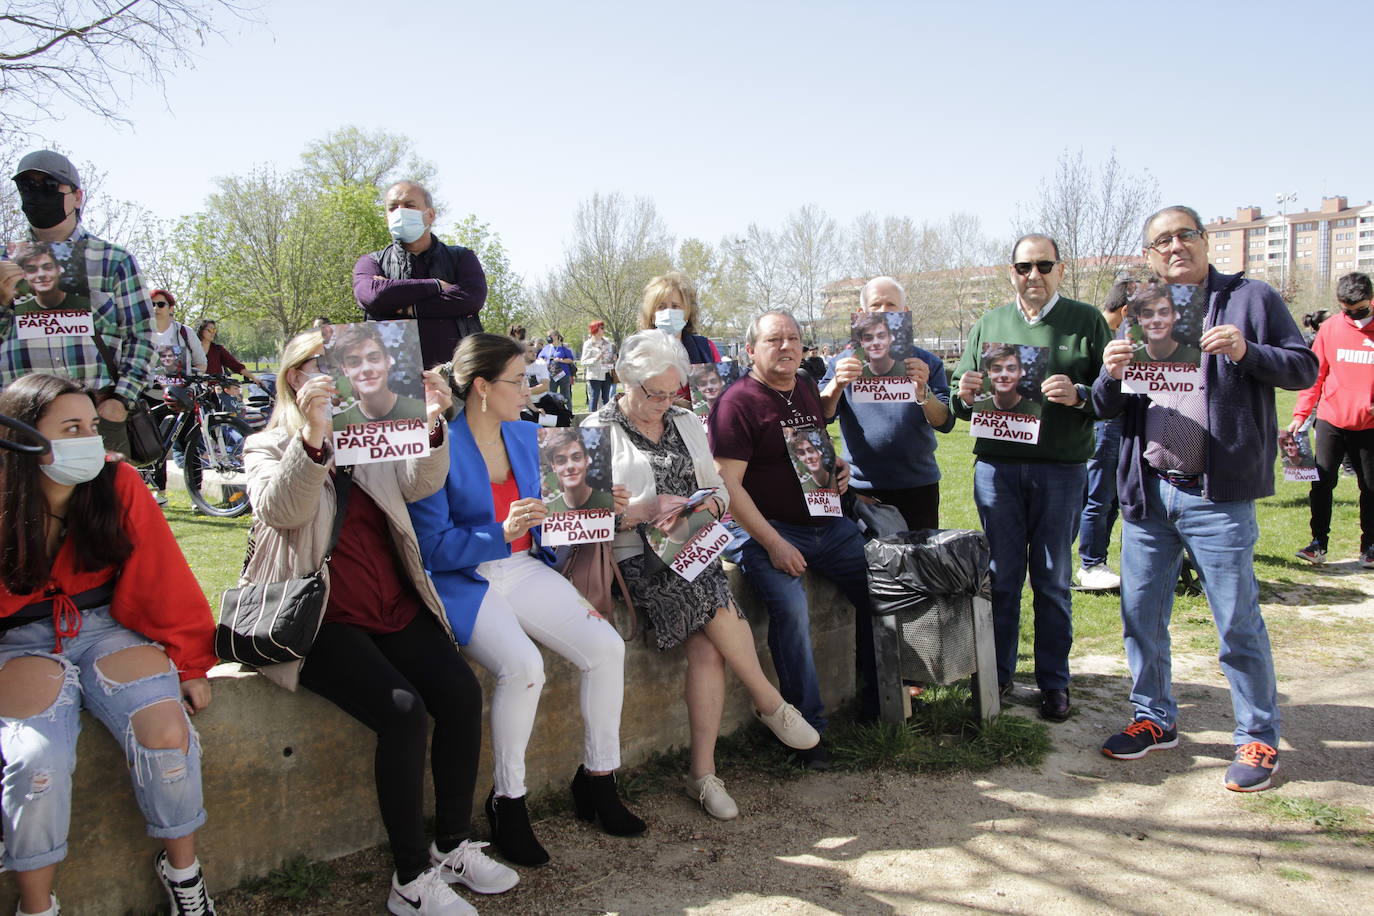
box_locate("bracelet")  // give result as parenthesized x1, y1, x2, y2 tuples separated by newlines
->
(914, 387, 929, 406)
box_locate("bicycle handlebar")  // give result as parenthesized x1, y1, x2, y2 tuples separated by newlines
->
(0, 412, 52, 455)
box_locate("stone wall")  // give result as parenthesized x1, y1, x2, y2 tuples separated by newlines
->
(0, 569, 856, 915)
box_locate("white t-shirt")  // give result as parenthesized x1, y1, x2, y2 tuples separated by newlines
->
(526, 357, 551, 386)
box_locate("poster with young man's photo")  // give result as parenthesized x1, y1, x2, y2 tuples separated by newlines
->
(783, 426, 842, 517)
(1279, 428, 1319, 482)
(1121, 282, 1206, 394)
(318, 319, 429, 465)
(688, 362, 735, 425)
(968, 342, 1046, 445)
(643, 487, 730, 581)
(2, 239, 94, 338)
(538, 426, 615, 545)
(848, 310, 916, 403)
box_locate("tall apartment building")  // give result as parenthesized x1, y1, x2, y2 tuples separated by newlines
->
(1204, 196, 1374, 290)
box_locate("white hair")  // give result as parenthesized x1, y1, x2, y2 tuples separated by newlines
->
(859, 276, 906, 310)
(616, 329, 690, 389)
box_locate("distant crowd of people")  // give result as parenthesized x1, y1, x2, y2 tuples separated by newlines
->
(2, 147, 1367, 916)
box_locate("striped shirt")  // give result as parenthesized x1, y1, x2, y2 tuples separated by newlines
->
(0, 226, 156, 404)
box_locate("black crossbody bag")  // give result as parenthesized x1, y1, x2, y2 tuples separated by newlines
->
(215, 468, 352, 666)
(89, 329, 163, 465)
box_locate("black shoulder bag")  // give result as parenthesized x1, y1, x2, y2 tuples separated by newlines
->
(89, 328, 163, 465)
(215, 467, 352, 667)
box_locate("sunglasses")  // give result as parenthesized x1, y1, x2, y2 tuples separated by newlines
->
(1147, 228, 1205, 252)
(153, 301, 172, 309)
(1012, 260, 1059, 276)
(15, 176, 68, 195)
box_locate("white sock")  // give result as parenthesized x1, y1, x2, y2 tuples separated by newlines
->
(19, 895, 57, 916)
(163, 857, 201, 881)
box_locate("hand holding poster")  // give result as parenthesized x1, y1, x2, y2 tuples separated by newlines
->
(319, 320, 430, 465)
(1279, 429, 1319, 482)
(784, 426, 842, 517)
(3, 239, 94, 339)
(644, 487, 729, 581)
(538, 427, 615, 545)
(968, 342, 1045, 445)
(1122, 282, 1205, 395)
(848, 310, 917, 403)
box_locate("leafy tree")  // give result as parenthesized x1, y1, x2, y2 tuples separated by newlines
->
(299, 126, 437, 202)
(444, 215, 530, 338)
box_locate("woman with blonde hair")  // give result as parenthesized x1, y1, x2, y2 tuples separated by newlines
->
(242, 329, 514, 916)
(638, 272, 719, 366)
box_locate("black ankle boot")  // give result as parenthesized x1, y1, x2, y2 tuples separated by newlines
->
(485, 788, 549, 866)
(569, 765, 647, 837)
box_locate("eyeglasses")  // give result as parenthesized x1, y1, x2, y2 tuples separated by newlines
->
(492, 376, 529, 389)
(1147, 228, 1205, 252)
(639, 384, 675, 402)
(14, 176, 66, 195)
(1012, 260, 1059, 276)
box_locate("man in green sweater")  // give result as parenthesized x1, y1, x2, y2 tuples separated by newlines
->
(952, 234, 1111, 723)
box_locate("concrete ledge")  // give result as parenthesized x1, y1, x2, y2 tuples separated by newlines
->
(0, 567, 857, 915)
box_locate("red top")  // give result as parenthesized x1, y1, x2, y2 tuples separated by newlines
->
(0, 461, 217, 681)
(1294, 313, 1374, 431)
(491, 476, 530, 553)
(325, 480, 422, 634)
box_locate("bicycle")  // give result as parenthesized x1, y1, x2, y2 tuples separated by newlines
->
(139, 373, 255, 517)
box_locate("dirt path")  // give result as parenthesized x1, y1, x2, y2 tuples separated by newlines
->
(222, 566, 1374, 914)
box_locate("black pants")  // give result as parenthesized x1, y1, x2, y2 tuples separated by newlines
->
(1310, 419, 1374, 550)
(300, 612, 483, 881)
(864, 483, 940, 531)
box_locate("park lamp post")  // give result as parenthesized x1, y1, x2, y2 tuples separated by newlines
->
(1276, 191, 1297, 295)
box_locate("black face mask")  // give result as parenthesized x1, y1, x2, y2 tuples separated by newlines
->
(1346, 307, 1372, 321)
(18, 186, 70, 230)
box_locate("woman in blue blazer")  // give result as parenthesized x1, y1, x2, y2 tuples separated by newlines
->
(409, 333, 644, 869)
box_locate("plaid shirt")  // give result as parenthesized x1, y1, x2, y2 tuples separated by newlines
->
(0, 225, 156, 404)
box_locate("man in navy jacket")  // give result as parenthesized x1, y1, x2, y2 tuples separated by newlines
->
(1092, 205, 1316, 792)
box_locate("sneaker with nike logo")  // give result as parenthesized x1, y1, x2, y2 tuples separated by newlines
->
(387, 866, 476, 916)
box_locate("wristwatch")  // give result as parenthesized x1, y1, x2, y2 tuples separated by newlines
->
(1074, 383, 1091, 408)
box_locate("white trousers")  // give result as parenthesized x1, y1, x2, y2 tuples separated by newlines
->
(467, 552, 626, 797)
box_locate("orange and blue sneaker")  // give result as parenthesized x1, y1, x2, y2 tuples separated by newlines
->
(1102, 719, 1178, 760)
(1224, 741, 1279, 792)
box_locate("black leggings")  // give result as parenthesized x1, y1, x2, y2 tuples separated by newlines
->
(1310, 419, 1374, 550)
(300, 612, 483, 881)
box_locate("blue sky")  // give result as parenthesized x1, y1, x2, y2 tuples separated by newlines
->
(31, 0, 1374, 280)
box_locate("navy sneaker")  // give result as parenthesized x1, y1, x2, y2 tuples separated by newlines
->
(1295, 540, 1327, 566)
(1101, 719, 1179, 760)
(1224, 741, 1279, 792)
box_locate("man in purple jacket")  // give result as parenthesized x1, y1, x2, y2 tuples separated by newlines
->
(353, 181, 486, 368)
(1092, 205, 1317, 792)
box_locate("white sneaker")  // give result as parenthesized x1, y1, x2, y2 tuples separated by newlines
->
(429, 839, 518, 894)
(388, 867, 477, 916)
(1075, 563, 1120, 591)
(15, 893, 58, 916)
(755, 701, 820, 750)
(684, 772, 739, 820)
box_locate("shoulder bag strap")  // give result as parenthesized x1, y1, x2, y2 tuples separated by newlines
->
(322, 466, 354, 562)
(89, 327, 121, 385)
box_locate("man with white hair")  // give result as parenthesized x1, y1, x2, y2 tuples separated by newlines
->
(822, 276, 954, 529)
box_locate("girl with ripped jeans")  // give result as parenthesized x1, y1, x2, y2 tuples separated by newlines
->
(0, 373, 219, 916)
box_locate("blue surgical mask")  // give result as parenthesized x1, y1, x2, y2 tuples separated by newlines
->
(387, 207, 427, 244)
(655, 308, 686, 335)
(40, 436, 107, 486)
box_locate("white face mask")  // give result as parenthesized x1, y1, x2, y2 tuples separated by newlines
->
(655, 308, 686, 335)
(40, 435, 107, 486)
(387, 207, 427, 244)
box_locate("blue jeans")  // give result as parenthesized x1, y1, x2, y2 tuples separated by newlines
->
(0, 608, 205, 870)
(973, 459, 1087, 690)
(736, 518, 876, 731)
(1119, 475, 1278, 747)
(550, 373, 573, 406)
(586, 378, 612, 412)
(1078, 416, 1123, 568)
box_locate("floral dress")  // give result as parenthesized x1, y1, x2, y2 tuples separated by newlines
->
(602, 401, 741, 650)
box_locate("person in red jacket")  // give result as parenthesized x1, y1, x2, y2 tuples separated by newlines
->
(0, 373, 218, 916)
(1290, 271, 1374, 568)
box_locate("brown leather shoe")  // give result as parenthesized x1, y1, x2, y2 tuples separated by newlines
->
(1039, 688, 1071, 722)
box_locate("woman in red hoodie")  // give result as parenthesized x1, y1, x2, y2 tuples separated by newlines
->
(0, 373, 218, 916)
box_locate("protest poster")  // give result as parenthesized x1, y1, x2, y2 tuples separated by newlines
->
(968, 342, 1045, 445)
(848, 310, 916, 403)
(3, 239, 94, 339)
(644, 487, 729, 582)
(688, 362, 735, 425)
(1279, 429, 1319, 482)
(538, 426, 615, 546)
(784, 426, 842, 517)
(1122, 282, 1205, 395)
(318, 320, 429, 466)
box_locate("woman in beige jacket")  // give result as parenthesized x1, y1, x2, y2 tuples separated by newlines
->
(242, 328, 513, 916)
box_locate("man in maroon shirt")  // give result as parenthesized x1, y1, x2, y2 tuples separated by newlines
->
(709, 310, 877, 768)
(353, 181, 487, 368)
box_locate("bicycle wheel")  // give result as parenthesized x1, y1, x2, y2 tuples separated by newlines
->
(183, 415, 253, 517)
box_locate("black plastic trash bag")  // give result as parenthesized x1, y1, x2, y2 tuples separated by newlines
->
(864, 528, 990, 617)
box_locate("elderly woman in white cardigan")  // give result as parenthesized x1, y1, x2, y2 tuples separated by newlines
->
(581, 330, 819, 821)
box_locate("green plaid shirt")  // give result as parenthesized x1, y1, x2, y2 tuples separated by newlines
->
(0, 225, 156, 404)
